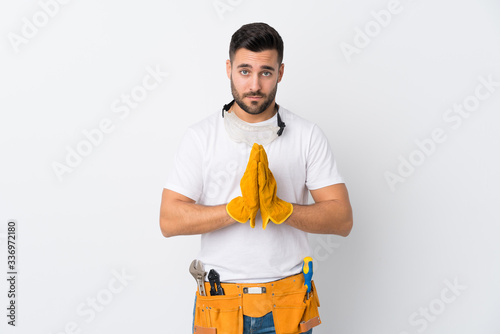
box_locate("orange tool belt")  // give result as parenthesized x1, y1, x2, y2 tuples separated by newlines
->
(193, 273, 321, 334)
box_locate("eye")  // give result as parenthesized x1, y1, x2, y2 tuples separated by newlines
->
(262, 71, 272, 77)
(240, 70, 249, 75)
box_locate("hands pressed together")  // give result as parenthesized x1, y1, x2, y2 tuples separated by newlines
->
(226, 143, 293, 229)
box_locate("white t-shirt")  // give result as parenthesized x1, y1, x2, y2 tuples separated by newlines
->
(164, 106, 344, 283)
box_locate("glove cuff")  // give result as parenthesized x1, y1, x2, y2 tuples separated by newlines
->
(226, 197, 251, 224)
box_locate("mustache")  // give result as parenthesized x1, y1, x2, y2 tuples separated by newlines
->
(244, 92, 266, 98)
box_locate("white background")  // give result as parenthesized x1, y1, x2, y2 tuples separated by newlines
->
(1, 0, 499, 333)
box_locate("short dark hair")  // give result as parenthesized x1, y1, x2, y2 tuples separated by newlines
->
(229, 22, 284, 65)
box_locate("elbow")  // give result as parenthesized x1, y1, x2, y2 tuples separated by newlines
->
(160, 190, 190, 238)
(338, 218, 353, 237)
(325, 199, 353, 237)
(336, 209, 353, 237)
(340, 205, 353, 237)
(159, 215, 176, 238)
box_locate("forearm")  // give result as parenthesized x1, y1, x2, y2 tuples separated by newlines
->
(285, 199, 353, 236)
(160, 200, 235, 237)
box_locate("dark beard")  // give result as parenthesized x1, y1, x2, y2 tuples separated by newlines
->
(230, 79, 278, 115)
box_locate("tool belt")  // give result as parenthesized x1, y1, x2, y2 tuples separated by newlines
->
(193, 273, 321, 334)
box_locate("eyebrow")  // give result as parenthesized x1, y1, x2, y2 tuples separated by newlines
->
(237, 63, 276, 71)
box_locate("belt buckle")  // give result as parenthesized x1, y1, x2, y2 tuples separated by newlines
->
(243, 287, 266, 294)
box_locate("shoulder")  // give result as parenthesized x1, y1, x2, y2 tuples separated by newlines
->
(173, 111, 221, 153)
(278, 106, 324, 137)
(186, 111, 220, 133)
(181, 111, 221, 142)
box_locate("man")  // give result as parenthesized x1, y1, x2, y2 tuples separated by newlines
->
(160, 22, 352, 334)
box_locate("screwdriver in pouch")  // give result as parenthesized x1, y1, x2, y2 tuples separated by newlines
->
(208, 269, 225, 296)
(302, 257, 313, 300)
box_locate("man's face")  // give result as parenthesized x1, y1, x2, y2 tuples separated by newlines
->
(226, 48, 284, 116)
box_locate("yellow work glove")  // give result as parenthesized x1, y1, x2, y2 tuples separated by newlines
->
(257, 145, 293, 229)
(226, 143, 260, 228)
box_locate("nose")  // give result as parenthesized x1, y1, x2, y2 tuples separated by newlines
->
(248, 73, 262, 93)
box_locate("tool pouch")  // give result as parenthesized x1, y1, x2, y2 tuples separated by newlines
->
(193, 292, 243, 334)
(272, 280, 321, 334)
(192, 274, 321, 334)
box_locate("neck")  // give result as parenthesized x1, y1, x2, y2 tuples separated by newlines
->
(231, 101, 277, 123)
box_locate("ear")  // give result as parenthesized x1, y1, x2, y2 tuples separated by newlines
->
(226, 59, 232, 79)
(277, 63, 285, 83)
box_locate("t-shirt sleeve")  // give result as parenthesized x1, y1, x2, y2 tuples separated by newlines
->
(164, 128, 204, 202)
(305, 124, 345, 190)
